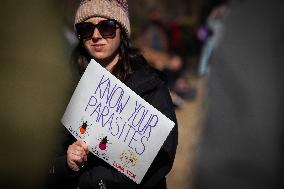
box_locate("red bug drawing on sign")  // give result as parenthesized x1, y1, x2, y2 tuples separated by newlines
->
(98, 136, 112, 151)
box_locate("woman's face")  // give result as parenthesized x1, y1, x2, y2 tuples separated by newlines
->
(82, 17, 121, 69)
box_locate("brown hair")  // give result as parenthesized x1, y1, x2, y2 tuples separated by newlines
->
(71, 25, 142, 81)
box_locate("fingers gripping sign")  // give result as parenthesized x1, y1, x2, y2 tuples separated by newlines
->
(67, 140, 89, 171)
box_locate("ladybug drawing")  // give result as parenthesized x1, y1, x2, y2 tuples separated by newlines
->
(79, 121, 88, 134)
(99, 136, 109, 151)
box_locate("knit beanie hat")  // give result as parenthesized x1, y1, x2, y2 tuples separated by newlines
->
(75, 0, 131, 38)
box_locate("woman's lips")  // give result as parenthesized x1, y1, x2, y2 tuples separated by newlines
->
(91, 44, 105, 51)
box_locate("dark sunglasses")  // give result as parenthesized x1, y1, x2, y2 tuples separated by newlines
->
(75, 19, 118, 39)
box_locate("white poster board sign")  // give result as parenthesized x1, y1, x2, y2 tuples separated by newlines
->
(61, 60, 174, 184)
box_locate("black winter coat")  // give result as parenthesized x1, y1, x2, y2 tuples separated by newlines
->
(46, 57, 178, 189)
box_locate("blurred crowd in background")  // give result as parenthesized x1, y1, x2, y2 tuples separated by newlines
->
(63, 0, 230, 108)
(1, 0, 283, 188)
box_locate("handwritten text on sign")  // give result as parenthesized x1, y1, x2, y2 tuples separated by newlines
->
(61, 59, 174, 183)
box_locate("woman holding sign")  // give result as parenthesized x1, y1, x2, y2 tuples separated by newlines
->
(46, 0, 178, 188)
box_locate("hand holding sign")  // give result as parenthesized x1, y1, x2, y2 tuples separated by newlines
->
(67, 140, 89, 171)
(61, 60, 174, 183)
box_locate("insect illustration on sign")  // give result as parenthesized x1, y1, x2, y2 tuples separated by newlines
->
(99, 136, 111, 151)
(119, 150, 138, 168)
(80, 121, 88, 134)
(77, 120, 92, 139)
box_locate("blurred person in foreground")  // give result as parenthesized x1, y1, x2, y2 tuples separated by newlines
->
(194, 0, 284, 188)
(0, 1, 72, 188)
(45, 0, 178, 188)
(197, 0, 229, 77)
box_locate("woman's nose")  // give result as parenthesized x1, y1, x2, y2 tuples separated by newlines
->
(92, 27, 102, 40)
